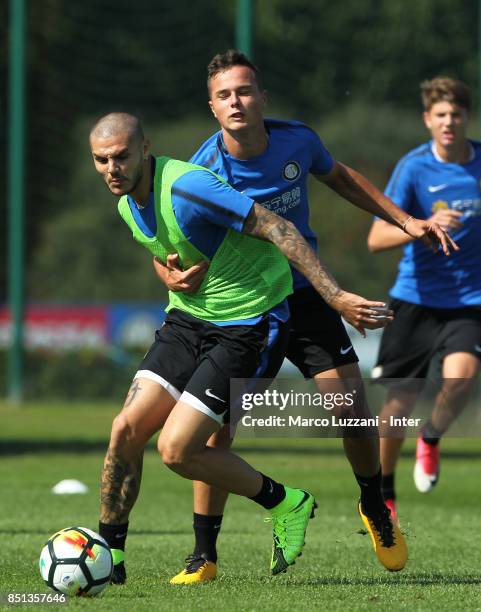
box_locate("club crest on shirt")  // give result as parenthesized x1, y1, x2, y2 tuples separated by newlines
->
(283, 161, 301, 181)
(431, 199, 449, 213)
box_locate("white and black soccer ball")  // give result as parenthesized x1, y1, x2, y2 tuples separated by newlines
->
(39, 527, 113, 597)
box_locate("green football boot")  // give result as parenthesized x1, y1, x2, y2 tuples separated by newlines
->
(268, 487, 317, 575)
(110, 549, 126, 584)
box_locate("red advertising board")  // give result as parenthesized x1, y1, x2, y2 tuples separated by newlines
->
(0, 305, 108, 350)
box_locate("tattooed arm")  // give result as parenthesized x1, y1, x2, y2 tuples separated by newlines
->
(243, 203, 391, 336)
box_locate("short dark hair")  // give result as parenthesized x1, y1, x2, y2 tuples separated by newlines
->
(90, 112, 145, 144)
(207, 49, 262, 93)
(420, 77, 471, 112)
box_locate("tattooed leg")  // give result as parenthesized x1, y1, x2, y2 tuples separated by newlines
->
(125, 379, 142, 407)
(100, 377, 177, 525)
(100, 448, 144, 524)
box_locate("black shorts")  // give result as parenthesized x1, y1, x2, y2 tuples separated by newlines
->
(136, 308, 289, 424)
(286, 286, 359, 377)
(373, 298, 481, 383)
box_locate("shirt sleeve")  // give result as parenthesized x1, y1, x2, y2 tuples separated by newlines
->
(384, 157, 415, 212)
(171, 168, 255, 232)
(306, 128, 334, 176)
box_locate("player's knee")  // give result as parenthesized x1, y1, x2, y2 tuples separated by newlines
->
(110, 413, 142, 451)
(440, 376, 475, 399)
(382, 393, 417, 418)
(332, 393, 371, 422)
(157, 436, 191, 472)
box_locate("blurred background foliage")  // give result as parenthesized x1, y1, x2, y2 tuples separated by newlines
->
(1, 0, 479, 302)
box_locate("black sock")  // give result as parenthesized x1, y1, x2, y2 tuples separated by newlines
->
(249, 473, 286, 510)
(99, 521, 129, 552)
(192, 513, 223, 563)
(381, 472, 396, 501)
(355, 469, 385, 516)
(422, 420, 441, 446)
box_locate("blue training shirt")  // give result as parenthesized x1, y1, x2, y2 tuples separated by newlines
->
(384, 140, 481, 308)
(189, 119, 334, 290)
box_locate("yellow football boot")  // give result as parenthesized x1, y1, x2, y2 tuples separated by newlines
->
(170, 555, 217, 585)
(358, 501, 407, 571)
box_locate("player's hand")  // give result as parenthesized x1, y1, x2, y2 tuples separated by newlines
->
(153, 254, 209, 293)
(403, 217, 459, 256)
(428, 209, 464, 232)
(329, 291, 393, 338)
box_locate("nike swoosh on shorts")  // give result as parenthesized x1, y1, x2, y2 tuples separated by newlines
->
(205, 389, 226, 403)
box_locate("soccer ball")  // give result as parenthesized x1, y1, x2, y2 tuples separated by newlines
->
(39, 527, 113, 597)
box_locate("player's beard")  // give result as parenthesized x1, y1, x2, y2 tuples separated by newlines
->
(126, 163, 145, 196)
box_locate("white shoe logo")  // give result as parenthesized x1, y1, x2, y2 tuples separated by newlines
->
(428, 184, 448, 193)
(340, 345, 353, 355)
(205, 389, 226, 403)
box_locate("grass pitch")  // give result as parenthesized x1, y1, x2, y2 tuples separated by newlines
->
(1, 401, 480, 611)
